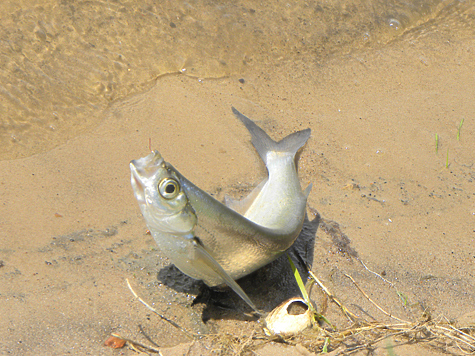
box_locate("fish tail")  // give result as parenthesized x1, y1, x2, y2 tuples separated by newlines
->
(232, 107, 311, 165)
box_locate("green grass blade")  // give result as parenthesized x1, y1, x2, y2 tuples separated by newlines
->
(397, 292, 408, 307)
(322, 337, 330, 353)
(457, 118, 464, 141)
(287, 254, 335, 329)
(316, 314, 334, 329)
(287, 254, 310, 303)
(386, 339, 397, 356)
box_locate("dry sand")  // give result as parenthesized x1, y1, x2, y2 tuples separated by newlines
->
(1, 1, 474, 355)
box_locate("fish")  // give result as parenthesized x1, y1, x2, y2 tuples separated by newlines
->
(130, 107, 312, 313)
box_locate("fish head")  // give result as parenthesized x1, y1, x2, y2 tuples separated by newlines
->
(130, 150, 197, 235)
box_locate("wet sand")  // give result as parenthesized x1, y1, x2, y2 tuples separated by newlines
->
(1, 1, 475, 355)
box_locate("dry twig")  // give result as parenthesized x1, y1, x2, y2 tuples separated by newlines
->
(344, 273, 409, 323)
(126, 278, 196, 339)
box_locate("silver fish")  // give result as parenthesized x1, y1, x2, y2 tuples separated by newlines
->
(130, 107, 312, 312)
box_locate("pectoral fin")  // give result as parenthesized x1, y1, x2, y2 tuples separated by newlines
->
(192, 238, 260, 314)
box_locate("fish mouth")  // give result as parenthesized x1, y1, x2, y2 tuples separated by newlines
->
(130, 150, 164, 204)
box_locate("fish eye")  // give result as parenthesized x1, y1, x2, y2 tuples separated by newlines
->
(158, 178, 180, 199)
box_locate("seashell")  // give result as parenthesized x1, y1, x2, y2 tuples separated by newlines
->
(265, 297, 313, 336)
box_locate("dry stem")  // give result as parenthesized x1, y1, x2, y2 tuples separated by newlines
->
(126, 278, 195, 339)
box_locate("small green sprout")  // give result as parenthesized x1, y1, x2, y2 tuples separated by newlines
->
(397, 291, 408, 307)
(386, 339, 397, 356)
(322, 337, 330, 353)
(435, 133, 439, 154)
(457, 118, 464, 141)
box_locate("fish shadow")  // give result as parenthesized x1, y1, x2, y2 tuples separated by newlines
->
(157, 211, 320, 321)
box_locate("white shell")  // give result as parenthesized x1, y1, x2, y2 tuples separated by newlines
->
(265, 297, 313, 336)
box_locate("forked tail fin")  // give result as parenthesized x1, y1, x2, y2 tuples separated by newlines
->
(232, 107, 311, 165)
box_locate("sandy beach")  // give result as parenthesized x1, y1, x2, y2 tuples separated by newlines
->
(1, 0, 474, 354)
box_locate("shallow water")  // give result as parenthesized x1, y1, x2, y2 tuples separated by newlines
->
(0, 0, 466, 160)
